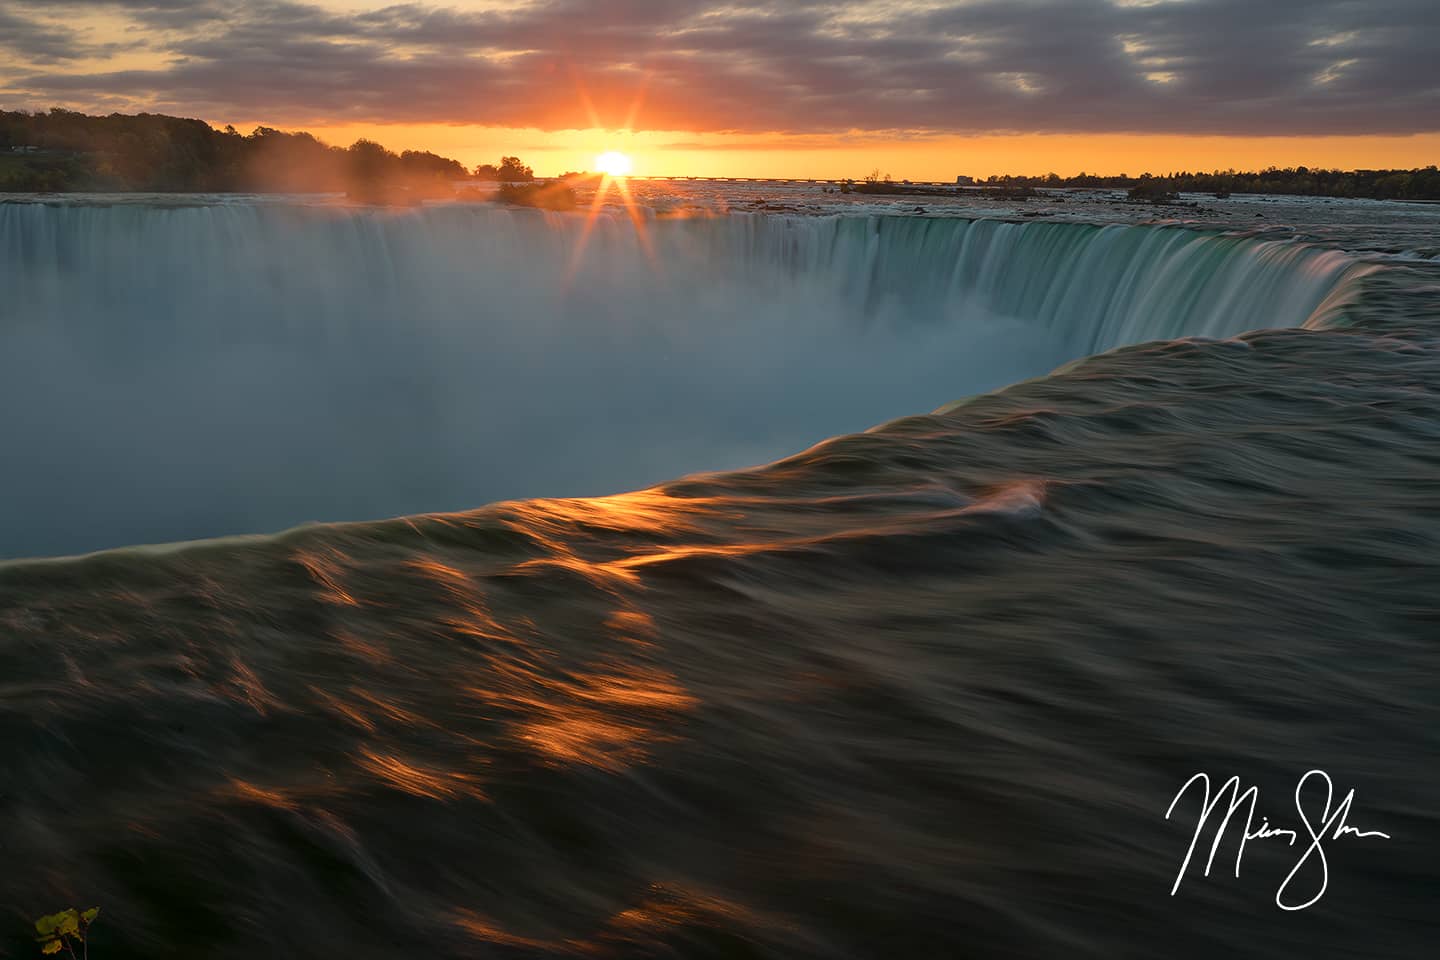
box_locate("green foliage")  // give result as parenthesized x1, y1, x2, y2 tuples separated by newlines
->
(473, 156, 535, 182)
(347, 138, 394, 182)
(0, 108, 473, 194)
(34, 907, 99, 958)
(977, 165, 1440, 201)
(498, 156, 534, 181)
(399, 149, 466, 180)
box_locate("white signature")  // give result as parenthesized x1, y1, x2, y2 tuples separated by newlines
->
(1165, 769, 1391, 910)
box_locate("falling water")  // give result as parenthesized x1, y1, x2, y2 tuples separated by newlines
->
(0, 202, 1364, 558)
(2, 198, 1437, 960)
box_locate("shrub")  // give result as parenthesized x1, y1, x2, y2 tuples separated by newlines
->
(494, 181, 577, 211)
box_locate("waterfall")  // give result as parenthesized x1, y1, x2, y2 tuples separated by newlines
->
(0, 201, 1366, 558)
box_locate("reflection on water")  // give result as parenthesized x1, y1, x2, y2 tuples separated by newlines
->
(2, 314, 1439, 957)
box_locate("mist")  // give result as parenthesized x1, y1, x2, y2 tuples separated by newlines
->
(0, 202, 1357, 559)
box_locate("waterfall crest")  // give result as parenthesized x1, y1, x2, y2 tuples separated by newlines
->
(0, 202, 1364, 558)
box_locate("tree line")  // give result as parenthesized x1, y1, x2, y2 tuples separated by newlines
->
(0, 108, 535, 195)
(5, 108, 1435, 202)
(975, 167, 1440, 201)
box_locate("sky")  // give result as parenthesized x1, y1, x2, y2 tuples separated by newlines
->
(2, 0, 1438, 179)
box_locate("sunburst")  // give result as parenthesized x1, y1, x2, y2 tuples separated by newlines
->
(594, 151, 633, 177)
(566, 81, 658, 281)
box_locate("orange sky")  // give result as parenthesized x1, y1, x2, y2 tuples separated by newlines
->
(269, 123, 1440, 181)
(6, 0, 1437, 181)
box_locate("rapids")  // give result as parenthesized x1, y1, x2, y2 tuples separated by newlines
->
(2, 197, 1438, 959)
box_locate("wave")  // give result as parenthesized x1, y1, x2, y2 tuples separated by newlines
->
(0, 202, 1371, 559)
(2, 310, 1437, 959)
(3, 201, 1438, 958)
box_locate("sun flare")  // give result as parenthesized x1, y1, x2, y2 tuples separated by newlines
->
(594, 151, 634, 177)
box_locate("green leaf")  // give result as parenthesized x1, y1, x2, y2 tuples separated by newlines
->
(35, 914, 62, 936)
(81, 908, 100, 923)
(57, 910, 80, 938)
(42, 940, 62, 955)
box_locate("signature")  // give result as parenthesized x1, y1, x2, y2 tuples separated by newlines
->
(1165, 769, 1391, 910)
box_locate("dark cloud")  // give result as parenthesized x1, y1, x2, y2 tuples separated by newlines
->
(0, 3, 133, 62)
(2, 0, 1438, 134)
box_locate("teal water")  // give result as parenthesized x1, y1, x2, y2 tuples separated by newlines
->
(0, 203, 1369, 559)
(1, 200, 1437, 959)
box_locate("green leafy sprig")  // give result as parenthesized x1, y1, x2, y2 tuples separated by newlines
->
(34, 908, 99, 958)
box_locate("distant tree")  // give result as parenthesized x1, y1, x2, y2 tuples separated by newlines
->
(346, 139, 401, 201)
(497, 156, 534, 181)
(471, 157, 534, 181)
(243, 126, 346, 191)
(0, 109, 468, 194)
(348, 139, 395, 178)
(399, 149, 466, 181)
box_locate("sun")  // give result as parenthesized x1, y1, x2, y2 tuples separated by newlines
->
(594, 151, 633, 177)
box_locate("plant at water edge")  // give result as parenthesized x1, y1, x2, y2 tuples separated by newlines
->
(34, 908, 99, 958)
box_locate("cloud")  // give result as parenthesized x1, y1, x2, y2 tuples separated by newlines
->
(1, 0, 1437, 135)
(0, 5, 131, 63)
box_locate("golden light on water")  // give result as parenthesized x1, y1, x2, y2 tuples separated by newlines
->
(568, 152, 655, 282)
(594, 151, 634, 177)
(564, 83, 649, 278)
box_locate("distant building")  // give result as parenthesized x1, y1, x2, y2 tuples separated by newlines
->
(11, 146, 40, 154)
(955, 175, 975, 186)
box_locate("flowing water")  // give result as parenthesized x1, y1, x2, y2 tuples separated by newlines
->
(1, 195, 1438, 958)
(0, 202, 1366, 560)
